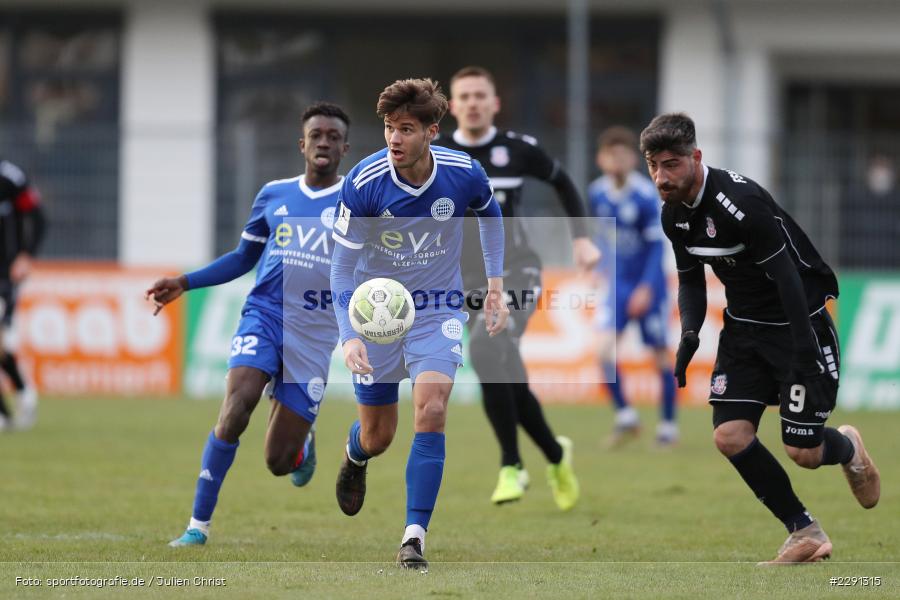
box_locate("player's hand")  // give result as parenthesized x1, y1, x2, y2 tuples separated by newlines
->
(9, 252, 32, 284)
(674, 330, 700, 388)
(145, 275, 188, 315)
(484, 278, 509, 337)
(572, 237, 601, 273)
(343, 338, 373, 375)
(626, 284, 653, 318)
(787, 360, 837, 413)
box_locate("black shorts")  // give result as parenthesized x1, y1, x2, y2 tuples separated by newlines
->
(0, 279, 15, 326)
(464, 268, 541, 341)
(709, 310, 841, 448)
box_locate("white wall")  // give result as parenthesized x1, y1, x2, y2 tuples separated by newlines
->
(658, 0, 900, 188)
(119, 0, 214, 265)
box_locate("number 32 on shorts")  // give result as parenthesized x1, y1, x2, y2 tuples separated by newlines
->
(231, 335, 258, 356)
(788, 384, 805, 413)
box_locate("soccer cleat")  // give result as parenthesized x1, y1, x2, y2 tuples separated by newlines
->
(837, 425, 880, 509)
(397, 537, 428, 569)
(168, 528, 207, 547)
(546, 436, 579, 511)
(290, 429, 317, 487)
(606, 408, 641, 449)
(13, 387, 38, 431)
(335, 448, 367, 516)
(758, 521, 832, 565)
(490, 465, 527, 504)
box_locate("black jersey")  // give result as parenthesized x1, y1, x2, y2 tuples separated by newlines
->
(0, 159, 44, 274)
(439, 127, 585, 288)
(661, 166, 838, 324)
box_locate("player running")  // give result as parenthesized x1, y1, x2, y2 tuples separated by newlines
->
(439, 65, 599, 508)
(645, 113, 880, 564)
(588, 126, 677, 447)
(145, 102, 351, 546)
(0, 158, 45, 431)
(330, 78, 507, 568)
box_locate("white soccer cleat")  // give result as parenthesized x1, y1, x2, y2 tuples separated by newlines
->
(13, 387, 37, 431)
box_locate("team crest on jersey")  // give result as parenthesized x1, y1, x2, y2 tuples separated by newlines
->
(307, 377, 325, 403)
(705, 216, 717, 238)
(618, 202, 638, 224)
(431, 197, 455, 222)
(320, 206, 335, 229)
(490, 146, 510, 167)
(711, 374, 727, 395)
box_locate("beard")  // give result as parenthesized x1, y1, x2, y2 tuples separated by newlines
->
(658, 166, 696, 205)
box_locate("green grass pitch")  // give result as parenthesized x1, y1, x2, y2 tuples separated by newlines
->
(1, 394, 897, 598)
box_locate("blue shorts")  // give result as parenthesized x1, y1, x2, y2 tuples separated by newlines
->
(352, 311, 465, 406)
(228, 309, 337, 422)
(595, 285, 669, 349)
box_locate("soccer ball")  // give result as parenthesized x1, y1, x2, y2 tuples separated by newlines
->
(348, 278, 415, 344)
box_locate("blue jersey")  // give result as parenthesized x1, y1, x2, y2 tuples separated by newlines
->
(332, 146, 497, 303)
(589, 172, 666, 293)
(241, 175, 341, 333)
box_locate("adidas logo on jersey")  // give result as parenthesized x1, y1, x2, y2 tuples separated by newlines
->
(199, 469, 214, 482)
(274, 205, 289, 216)
(379, 209, 394, 219)
(675, 222, 690, 231)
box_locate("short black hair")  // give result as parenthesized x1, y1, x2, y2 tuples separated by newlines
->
(302, 102, 351, 135)
(639, 112, 696, 157)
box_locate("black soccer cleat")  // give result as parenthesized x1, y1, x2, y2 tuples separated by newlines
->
(335, 450, 367, 516)
(396, 538, 428, 569)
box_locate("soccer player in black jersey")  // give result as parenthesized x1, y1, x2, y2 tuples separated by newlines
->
(643, 113, 880, 564)
(0, 159, 45, 431)
(441, 66, 600, 509)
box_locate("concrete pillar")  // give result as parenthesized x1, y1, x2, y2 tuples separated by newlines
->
(119, 0, 214, 266)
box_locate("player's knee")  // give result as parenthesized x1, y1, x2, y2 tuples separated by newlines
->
(265, 448, 296, 477)
(415, 397, 448, 431)
(713, 422, 755, 457)
(216, 392, 257, 442)
(785, 445, 822, 469)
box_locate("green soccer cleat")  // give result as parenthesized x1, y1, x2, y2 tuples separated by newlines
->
(547, 436, 580, 511)
(290, 429, 317, 487)
(490, 465, 528, 505)
(168, 528, 207, 547)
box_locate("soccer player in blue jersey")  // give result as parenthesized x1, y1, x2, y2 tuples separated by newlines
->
(145, 102, 350, 546)
(329, 78, 507, 568)
(589, 126, 677, 446)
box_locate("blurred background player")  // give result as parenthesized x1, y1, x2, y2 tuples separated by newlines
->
(588, 127, 677, 447)
(0, 159, 45, 431)
(330, 78, 507, 568)
(441, 65, 599, 507)
(648, 112, 880, 564)
(145, 102, 350, 546)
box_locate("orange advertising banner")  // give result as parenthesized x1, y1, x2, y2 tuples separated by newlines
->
(521, 268, 727, 406)
(11, 262, 183, 395)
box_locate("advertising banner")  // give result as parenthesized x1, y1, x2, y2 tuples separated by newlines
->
(13, 263, 183, 395)
(837, 273, 900, 409)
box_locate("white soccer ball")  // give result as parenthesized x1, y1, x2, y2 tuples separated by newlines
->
(348, 277, 415, 344)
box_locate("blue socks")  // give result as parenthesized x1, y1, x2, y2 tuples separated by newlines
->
(347, 420, 371, 464)
(604, 365, 628, 410)
(406, 432, 446, 529)
(661, 367, 676, 422)
(192, 430, 239, 523)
